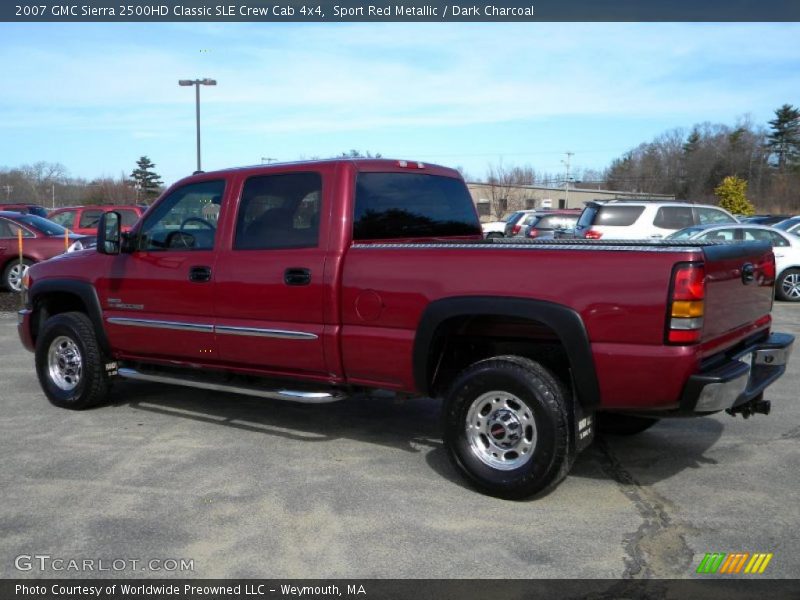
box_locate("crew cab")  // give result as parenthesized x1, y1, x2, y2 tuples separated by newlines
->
(17, 159, 794, 498)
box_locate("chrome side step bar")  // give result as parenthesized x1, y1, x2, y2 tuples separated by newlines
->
(117, 367, 347, 404)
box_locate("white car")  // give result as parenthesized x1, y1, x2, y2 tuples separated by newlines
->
(774, 216, 800, 236)
(574, 200, 738, 240)
(481, 219, 507, 239)
(668, 223, 800, 302)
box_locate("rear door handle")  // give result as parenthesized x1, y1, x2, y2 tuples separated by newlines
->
(189, 265, 212, 282)
(284, 267, 311, 286)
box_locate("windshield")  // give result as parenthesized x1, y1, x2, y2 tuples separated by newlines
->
(14, 214, 69, 236)
(774, 217, 800, 231)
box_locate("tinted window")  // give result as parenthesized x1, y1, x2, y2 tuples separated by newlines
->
(78, 209, 103, 229)
(26, 206, 48, 218)
(234, 172, 321, 250)
(696, 207, 736, 225)
(654, 206, 693, 229)
(139, 180, 225, 251)
(118, 209, 140, 227)
(667, 226, 704, 239)
(592, 205, 645, 227)
(353, 173, 481, 240)
(576, 206, 598, 229)
(50, 210, 76, 228)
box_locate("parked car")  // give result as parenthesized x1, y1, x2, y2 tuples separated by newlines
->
(522, 210, 582, 239)
(0, 211, 92, 292)
(48, 205, 144, 235)
(667, 223, 800, 301)
(503, 210, 537, 237)
(17, 159, 793, 499)
(740, 214, 791, 226)
(0, 203, 49, 218)
(573, 200, 738, 240)
(774, 216, 800, 236)
(481, 214, 514, 239)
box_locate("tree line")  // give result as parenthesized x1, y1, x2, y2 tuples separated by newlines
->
(0, 156, 163, 209)
(478, 104, 799, 215)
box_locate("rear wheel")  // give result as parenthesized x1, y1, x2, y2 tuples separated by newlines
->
(485, 232, 503, 239)
(443, 356, 572, 499)
(3, 258, 33, 292)
(777, 268, 800, 302)
(597, 413, 659, 435)
(35, 311, 110, 409)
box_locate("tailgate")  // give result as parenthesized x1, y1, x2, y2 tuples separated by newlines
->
(701, 241, 774, 344)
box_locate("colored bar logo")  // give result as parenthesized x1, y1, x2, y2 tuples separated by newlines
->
(696, 552, 773, 574)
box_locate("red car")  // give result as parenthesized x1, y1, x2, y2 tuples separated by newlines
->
(18, 159, 794, 498)
(48, 205, 144, 235)
(0, 211, 90, 291)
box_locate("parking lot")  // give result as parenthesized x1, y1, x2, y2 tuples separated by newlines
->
(0, 300, 798, 579)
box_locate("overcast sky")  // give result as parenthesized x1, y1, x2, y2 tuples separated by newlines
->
(1, 22, 799, 185)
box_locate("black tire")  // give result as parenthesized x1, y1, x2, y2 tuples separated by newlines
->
(35, 311, 110, 410)
(776, 268, 800, 302)
(443, 355, 573, 499)
(486, 232, 503, 239)
(597, 413, 659, 435)
(2, 258, 34, 292)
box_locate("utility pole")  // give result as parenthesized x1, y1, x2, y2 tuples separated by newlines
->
(261, 157, 277, 164)
(2, 185, 12, 201)
(52, 183, 55, 209)
(562, 152, 574, 207)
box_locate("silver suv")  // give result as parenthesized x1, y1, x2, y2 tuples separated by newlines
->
(573, 200, 738, 240)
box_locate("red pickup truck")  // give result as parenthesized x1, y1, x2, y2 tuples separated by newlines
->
(17, 159, 794, 498)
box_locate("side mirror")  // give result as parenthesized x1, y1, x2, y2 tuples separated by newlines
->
(97, 211, 121, 255)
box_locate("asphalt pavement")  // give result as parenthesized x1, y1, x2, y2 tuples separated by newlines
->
(0, 300, 797, 580)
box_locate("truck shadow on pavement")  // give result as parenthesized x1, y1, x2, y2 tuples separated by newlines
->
(109, 380, 726, 494)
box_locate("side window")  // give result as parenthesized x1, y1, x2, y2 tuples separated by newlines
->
(744, 229, 789, 247)
(654, 206, 693, 229)
(78, 209, 103, 229)
(698, 228, 736, 241)
(234, 172, 321, 251)
(0, 219, 34, 238)
(592, 206, 645, 227)
(353, 172, 481, 240)
(696, 207, 736, 225)
(138, 180, 225, 251)
(118, 209, 140, 227)
(50, 211, 76, 228)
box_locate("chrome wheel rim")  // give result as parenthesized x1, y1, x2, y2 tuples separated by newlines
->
(7, 263, 28, 292)
(47, 336, 83, 391)
(465, 390, 537, 471)
(782, 273, 800, 300)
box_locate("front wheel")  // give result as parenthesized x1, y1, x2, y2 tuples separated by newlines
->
(443, 356, 572, 499)
(777, 268, 800, 302)
(35, 311, 110, 409)
(3, 258, 33, 292)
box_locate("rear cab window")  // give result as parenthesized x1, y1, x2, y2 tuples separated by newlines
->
(353, 172, 481, 240)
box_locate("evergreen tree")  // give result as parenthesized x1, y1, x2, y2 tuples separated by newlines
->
(714, 175, 755, 216)
(129, 156, 164, 200)
(767, 104, 800, 171)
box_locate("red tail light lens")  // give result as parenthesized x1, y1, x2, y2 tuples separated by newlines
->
(585, 229, 603, 239)
(527, 229, 538, 238)
(512, 224, 521, 235)
(667, 263, 706, 345)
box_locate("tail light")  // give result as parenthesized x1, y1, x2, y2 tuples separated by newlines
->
(511, 224, 522, 235)
(667, 263, 706, 344)
(527, 229, 538, 239)
(585, 229, 603, 239)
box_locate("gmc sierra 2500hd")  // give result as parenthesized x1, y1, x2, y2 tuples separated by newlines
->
(17, 159, 794, 498)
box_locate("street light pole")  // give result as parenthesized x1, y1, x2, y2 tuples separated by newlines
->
(179, 78, 217, 172)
